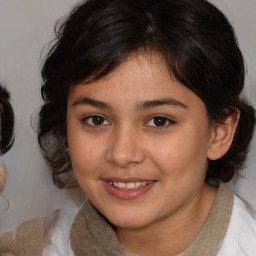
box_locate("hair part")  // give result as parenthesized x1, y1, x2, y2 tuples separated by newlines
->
(38, 0, 255, 188)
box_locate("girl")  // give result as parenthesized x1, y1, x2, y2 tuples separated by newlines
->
(1, 0, 255, 255)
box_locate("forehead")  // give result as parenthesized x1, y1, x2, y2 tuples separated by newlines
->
(77, 52, 170, 86)
(115, 53, 168, 75)
(68, 53, 205, 112)
(70, 53, 170, 94)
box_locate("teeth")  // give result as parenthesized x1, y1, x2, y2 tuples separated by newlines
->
(114, 181, 126, 189)
(126, 182, 136, 189)
(109, 181, 151, 189)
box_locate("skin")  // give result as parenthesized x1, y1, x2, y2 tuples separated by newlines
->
(0, 159, 5, 193)
(67, 54, 222, 255)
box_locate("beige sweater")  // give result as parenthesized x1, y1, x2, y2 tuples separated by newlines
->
(0, 183, 235, 256)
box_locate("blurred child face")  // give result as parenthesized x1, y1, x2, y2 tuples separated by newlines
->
(67, 54, 215, 229)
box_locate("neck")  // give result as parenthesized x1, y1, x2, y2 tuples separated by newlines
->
(116, 183, 217, 256)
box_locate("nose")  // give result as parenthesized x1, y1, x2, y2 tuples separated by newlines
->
(105, 126, 146, 168)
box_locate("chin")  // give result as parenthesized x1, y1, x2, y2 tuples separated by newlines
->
(112, 218, 149, 230)
(103, 207, 154, 230)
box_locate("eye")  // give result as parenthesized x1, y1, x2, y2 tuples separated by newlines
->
(83, 115, 110, 126)
(146, 116, 175, 127)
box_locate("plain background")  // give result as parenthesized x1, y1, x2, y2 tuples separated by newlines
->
(0, 0, 255, 234)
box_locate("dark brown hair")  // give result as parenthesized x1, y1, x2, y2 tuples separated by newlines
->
(38, 0, 255, 188)
(0, 85, 14, 155)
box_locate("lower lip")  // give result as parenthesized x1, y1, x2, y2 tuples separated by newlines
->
(102, 180, 156, 200)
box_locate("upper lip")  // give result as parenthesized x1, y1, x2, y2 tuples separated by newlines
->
(102, 177, 156, 183)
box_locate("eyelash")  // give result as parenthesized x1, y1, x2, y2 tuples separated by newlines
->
(82, 114, 176, 129)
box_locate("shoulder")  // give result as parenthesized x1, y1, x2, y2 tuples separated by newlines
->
(43, 203, 81, 256)
(217, 194, 256, 255)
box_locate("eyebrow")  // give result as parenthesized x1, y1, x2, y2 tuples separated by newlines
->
(72, 97, 111, 109)
(72, 97, 187, 110)
(137, 98, 187, 110)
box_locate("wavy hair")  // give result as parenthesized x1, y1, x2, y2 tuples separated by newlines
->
(38, 0, 255, 187)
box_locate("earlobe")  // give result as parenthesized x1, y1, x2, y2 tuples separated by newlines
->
(208, 110, 240, 160)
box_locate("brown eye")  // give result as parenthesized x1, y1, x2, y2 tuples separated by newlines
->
(91, 116, 105, 125)
(84, 115, 110, 126)
(146, 116, 175, 127)
(153, 117, 168, 126)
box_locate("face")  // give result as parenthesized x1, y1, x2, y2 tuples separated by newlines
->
(67, 54, 214, 230)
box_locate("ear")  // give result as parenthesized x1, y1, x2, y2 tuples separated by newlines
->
(208, 110, 240, 160)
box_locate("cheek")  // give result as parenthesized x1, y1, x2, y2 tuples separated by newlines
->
(67, 122, 102, 176)
(150, 127, 210, 177)
(70, 143, 100, 177)
(69, 143, 102, 197)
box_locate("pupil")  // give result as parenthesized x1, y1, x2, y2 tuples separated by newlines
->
(154, 117, 166, 126)
(92, 116, 104, 125)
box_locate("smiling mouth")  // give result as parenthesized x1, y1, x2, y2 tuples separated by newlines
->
(107, 180, 154, 190)
(103, 178, 157, 199)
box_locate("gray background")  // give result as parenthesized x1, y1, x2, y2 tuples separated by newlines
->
(0, 0, 255, 234)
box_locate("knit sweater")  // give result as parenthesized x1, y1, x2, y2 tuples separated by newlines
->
(1, 183, 256, 256)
